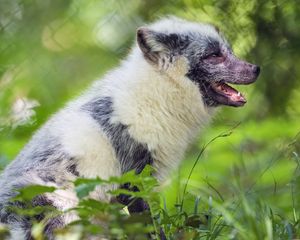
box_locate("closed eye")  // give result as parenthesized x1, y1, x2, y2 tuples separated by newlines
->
(204, 51, 225, 64)
(210, 51, 222, 58)
(203, 50, 222, 59)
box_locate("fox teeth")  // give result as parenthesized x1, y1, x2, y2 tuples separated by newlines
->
(237, 92, 241, 96)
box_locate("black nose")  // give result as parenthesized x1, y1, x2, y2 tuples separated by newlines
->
(253, 65, 260, 77)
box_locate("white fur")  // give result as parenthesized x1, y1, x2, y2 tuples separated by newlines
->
(1, 18, 220, 238)
(48, 17, 215, 184)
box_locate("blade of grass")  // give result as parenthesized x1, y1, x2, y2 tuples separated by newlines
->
(180, 123, 240, 211)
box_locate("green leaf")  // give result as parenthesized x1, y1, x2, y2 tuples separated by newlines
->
(13, 185, 56, 201)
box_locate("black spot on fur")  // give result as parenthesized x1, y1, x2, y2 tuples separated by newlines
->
(82, 97, 153, 224)
(32, 195, 53, 207)
(66, 164, 79, 176)
(32, 195, 54, 221)
(43, 216, 64, 239)
(82, 97, 153, 174)
(116, 183, 150, 213)
(155, 33, 190, 54)
(38, 173, 56, 183)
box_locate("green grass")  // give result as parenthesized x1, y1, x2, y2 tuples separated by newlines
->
(2, 119, 299, 239)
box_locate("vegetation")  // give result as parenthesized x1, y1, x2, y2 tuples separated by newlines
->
(0, 0, 300, 239)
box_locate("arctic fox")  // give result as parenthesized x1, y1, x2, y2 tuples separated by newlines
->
(0, 17, 260, 239)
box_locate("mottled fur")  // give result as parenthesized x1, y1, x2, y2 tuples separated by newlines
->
(0, 17, 259, 239)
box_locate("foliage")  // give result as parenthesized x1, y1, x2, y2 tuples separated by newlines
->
(6, 132, 300, 239)
(1, 0, 300, 239)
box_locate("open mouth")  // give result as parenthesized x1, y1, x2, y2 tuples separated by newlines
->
(209, 82, 247, 107)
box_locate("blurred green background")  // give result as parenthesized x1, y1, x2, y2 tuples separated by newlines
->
(0, 0, 300, 237)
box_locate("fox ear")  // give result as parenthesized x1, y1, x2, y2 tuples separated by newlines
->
(137, 27, 170, 64)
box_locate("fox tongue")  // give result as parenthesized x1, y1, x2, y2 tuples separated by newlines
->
(212, 82, 246, 103)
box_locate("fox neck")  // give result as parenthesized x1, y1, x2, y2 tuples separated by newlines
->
(109, 50, 214, 179)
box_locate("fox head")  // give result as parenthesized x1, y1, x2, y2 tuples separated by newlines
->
(136, 17, 260, 107)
